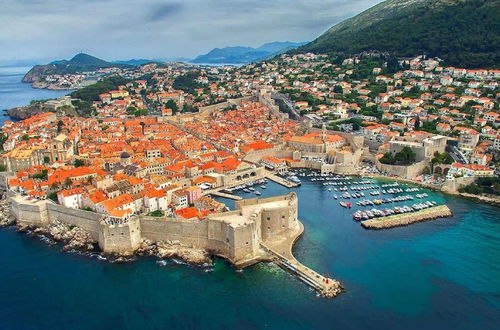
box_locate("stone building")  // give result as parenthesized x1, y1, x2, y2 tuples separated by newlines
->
(42, 134, 74, 163)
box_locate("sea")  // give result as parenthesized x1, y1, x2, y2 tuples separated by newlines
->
(0, 69, 499, 330)
(0, 67, 70, 126)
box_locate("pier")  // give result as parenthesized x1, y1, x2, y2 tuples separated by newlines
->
(260, 223, 343, 298)
(265, 171, 300, 188)
(361, 205, 453, 229)
(208, 190, 242, 200)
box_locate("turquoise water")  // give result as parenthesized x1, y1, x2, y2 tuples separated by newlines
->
(1, 175, 499, 329)
(0, 67, 70, 126)
(0, 71, 499, 329)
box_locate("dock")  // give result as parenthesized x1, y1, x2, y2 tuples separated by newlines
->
(260, 223, 343, 298)
(265, 172, 300, 188)
(208, 190, 243, 200)
(361, 205, 453, 229)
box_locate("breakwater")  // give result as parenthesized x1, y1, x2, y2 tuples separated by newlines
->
(361, 205, 453, 229)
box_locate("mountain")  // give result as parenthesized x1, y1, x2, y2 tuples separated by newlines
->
(257, 41, 307, 54)
(111, 59, 156, 66)
(23, 53, 131, 83)
(297, 0, 500, 68)
(192, 41, 306, 64)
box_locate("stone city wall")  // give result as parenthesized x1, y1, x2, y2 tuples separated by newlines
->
(8, 192, 298, 266)
(375, 159, 428, 179)
(441, 176, 476, 194)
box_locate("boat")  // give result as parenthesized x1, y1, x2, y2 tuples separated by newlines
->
(243, 189, 251, 193)
(260, 185, 266, 189)
(333, 195, 338, 200)
(255, 191, 261, 196)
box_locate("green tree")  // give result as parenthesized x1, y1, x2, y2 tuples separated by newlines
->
(57, 120, 64, 133)
(74, 159, 85, 167)
(165, 100, 178, 114)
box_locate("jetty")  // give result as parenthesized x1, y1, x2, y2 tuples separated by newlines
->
(209, 190, 242, 200)
(265, 172, 300, 188)
(260, 223, 343, 298)
(361, 205, 453, 229)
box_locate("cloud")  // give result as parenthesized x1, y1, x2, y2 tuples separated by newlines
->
(149, 3, 184, 21)
(0, 0, 384, 65)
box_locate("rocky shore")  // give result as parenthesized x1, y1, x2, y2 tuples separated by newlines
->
(361, 205, 453, 229)
(1, 196, 212, 266)
(0, 195, 15, 227)
(17, 220, 96, 251)
(457, 193, 500, 206)
(134, 239, 212, 265)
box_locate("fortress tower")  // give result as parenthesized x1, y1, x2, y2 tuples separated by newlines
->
(98, 216, 141, 254)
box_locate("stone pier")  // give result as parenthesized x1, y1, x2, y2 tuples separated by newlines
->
(265, 171, 300, 188)
(260, 222, 343, 298)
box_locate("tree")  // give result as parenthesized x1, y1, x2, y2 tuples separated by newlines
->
(74, 159, 85, 167)
(379, 152, 394, 165)
(394, 147, 416, 164)
(431, 152, 454, 168)
(57, 120, 64, 133)
(48, 192, 58, 202)
(172, 72, 203, 94)
(0, 132, 8, 151)
(380, 147, 416, 165)
(414, 116, 421, 130)
(165, 100, 178, 114)
(32, 170, 48, 180)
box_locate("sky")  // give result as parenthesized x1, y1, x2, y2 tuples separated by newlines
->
(0, 0, 384, 66)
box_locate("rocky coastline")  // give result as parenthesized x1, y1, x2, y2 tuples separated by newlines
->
(0, 196, 213, 266)
(361, 205, 453, 229)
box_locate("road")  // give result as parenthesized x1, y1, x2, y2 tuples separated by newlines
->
(271, 93, 301, 120)
(449, 146, 468, 164)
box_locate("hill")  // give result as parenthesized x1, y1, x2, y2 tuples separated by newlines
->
(297, 0, 500, 68)
(192, 41, 306, 64)
(111, 59, 157, 66)
(23, 53, 131, 83)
